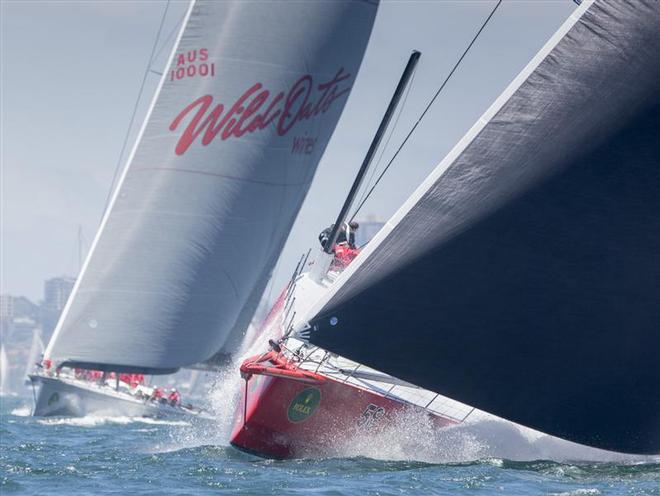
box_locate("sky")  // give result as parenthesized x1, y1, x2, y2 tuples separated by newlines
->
(1, 0, 576, 302)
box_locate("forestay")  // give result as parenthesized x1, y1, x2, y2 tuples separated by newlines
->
(306, 0, 660, 454)
(45, 0, 377, 374)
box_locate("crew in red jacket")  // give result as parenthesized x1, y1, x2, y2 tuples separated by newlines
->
(150, 387, 164, 402)
(168, 389, 181, 406)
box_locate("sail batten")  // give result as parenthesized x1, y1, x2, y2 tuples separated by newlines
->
(307, 0, 660, 454)
(45, 0, 377, 373)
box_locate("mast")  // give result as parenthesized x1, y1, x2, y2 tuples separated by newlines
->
(324, 50, 421, 254)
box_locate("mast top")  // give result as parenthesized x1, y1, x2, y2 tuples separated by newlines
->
(324, 50, 421, 255)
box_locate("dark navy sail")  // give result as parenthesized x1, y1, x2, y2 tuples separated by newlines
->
(306, 0, 660, 454)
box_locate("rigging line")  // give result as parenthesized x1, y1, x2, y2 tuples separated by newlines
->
(152, 10, 187, 63)
(352, 67, 418, 221)
(101, 0, 171, 219)
(350, 0, 503, 221)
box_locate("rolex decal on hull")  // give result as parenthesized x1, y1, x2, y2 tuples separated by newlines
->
(287, 388, 321, 423)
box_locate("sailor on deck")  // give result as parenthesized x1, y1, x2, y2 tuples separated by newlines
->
(319, 221, 360, 269)
(318, 221, 359, 249)
(168, 389, 181, 407)
(150, 387, 164, 403)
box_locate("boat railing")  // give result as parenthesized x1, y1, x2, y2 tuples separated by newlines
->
(338, 366, 475, 424)
(342, 363, 361, 384)
(313, 351, 329, 374)
(394, 385, 475, 423)
(280, 336, 477, 424)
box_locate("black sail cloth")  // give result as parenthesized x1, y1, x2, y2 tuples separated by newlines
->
(308, 0, 660, 454)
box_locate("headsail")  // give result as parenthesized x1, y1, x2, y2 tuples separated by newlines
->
(306, 0, 660, 454)
(45, 0, 377, 374)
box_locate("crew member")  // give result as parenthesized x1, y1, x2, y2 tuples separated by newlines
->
(318, 221, 359, 249)
(150, 387, 164, 402)
(168, 388, 181, 407)
(130, 373, 145, 388)
(42, 359, 53, 376)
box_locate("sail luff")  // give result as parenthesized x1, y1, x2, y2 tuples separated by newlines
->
(43, 0, 197, 362)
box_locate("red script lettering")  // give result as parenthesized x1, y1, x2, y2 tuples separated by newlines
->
(169, 68, 351, 156)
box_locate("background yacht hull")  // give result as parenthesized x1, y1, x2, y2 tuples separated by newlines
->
(30, 375, 189, 418)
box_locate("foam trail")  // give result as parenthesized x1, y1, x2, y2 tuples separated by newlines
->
(208, 317, 284, 433)
(10, 406, 31, 417)
(164, 320, 282, 452)
(334, 409, 658, 464)
(37, 415, 189, 427)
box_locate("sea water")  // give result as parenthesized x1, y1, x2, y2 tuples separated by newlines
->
(2, 392, 659, 495)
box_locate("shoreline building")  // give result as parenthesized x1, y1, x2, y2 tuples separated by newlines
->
(40, 276, 75, 339)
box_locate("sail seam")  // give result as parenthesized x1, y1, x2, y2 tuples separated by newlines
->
(135, 167, 308, 187)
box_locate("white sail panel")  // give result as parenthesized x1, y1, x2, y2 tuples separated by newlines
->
(46, 0, 377, 373)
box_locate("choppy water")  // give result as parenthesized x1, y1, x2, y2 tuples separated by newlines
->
(1, 395, 659, 495)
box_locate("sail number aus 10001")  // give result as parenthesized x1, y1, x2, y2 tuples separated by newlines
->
(170, 48, 216, 82)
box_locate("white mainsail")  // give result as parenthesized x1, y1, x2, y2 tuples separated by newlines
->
(44, 0, 377, 373)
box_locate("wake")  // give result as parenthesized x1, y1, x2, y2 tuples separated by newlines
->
(37, 415, 190, 428)
(336, 410, 659, 464)
(10, 406, 32, 417)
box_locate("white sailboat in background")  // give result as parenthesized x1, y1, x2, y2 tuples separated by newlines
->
(31, 0, 377, 417)
(23, 329, 44, 385)
(0, 344, 11, 397)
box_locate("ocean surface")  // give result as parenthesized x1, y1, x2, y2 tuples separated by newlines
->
(2, 394, 659, 496)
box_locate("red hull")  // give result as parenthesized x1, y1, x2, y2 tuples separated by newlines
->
(230, 358, 457, 459)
